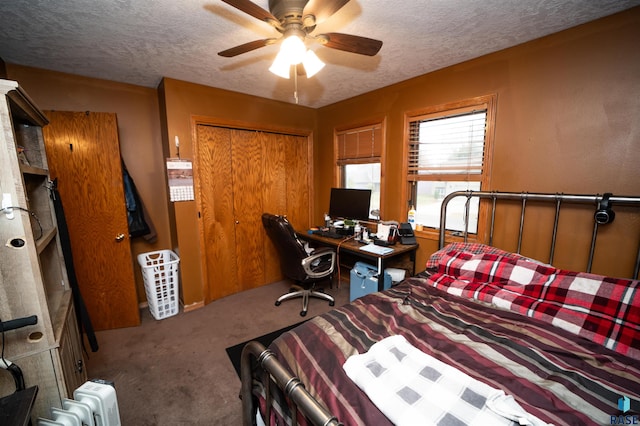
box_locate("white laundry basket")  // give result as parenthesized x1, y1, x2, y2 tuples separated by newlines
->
(137, 250, 180, 320)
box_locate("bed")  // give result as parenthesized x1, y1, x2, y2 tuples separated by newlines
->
(241, 191, 640, 426)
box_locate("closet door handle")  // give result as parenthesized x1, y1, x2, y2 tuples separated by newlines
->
(235, 220, 240, 224)
(115, 233, 126, 242)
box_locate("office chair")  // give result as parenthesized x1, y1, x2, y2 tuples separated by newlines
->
(261, 213, 336, 317)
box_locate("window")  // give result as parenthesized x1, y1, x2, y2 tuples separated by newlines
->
(405, 95, 495, 235)
(336, 123, 383, 218)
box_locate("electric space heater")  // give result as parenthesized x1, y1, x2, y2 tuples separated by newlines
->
(38, 381, 121, 426)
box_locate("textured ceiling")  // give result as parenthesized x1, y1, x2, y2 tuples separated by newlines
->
(0, 0, 637, 108)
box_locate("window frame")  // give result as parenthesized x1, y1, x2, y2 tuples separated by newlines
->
(334, 120, 386, 220)
(402, 94, 496, 241)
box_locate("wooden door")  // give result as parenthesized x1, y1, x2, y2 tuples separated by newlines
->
(196, 126, 239, 299)
(42, 111, 140, 330)
(231, 130, 268, 289)
(261, 132, 312, 283)
(195, 124, 311, 302)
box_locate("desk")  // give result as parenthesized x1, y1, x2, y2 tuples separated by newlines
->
(299, 233, 419, 291)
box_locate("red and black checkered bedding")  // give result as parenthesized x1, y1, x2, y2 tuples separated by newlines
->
(263, 244, 640, 425)
(427, 243, 640, 359)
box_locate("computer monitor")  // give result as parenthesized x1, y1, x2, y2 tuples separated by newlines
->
(328, 188, 372, 221)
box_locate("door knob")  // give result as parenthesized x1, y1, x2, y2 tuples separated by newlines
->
(115, 233, 126, 242)
(235, 220, 239, 224)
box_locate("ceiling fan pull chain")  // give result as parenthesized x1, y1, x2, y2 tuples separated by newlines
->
(294, 65, 299, 104)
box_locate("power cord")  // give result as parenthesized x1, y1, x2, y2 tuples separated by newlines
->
(0, 319, 26, 391)
(336, 234, 357, 288)
(1, 206, 43, 240)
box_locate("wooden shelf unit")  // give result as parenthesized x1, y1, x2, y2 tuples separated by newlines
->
(0, 79, 87, 421)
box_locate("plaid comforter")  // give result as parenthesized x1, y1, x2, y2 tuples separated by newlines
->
(429, 245, 640, 359)
(264, 251, 640, 425)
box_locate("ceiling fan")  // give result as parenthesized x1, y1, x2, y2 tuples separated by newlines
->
(218, 0, 383, 78)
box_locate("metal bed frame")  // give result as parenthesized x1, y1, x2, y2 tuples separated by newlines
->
(241, 341, 342, 426)
(241, 191, 640, 426)
(439, 191, 640, 280)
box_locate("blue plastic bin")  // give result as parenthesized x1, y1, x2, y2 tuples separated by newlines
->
(349, 261, 392, 302)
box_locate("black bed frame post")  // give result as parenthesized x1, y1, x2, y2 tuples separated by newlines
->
(489, 195, 497, 246)
(463, 194, 471, 241)
(587, 221, 600, 273)
(517, 195, 527, 254)
(549, 196, 562, 265)
(240, 342, 260, 426)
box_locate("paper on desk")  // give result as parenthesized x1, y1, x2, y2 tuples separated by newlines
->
(377, 223, 391, 241)
(360, 243, 394, 255)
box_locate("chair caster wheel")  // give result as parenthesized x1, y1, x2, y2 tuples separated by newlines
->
(275, 301, 281, 306)
(329, 301, 335, 306)
(300, 311, 307, 317)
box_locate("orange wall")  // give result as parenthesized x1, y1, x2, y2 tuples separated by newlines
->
(5, 65, 170, 303)
(5, 7, 639, 312)
(158, 78, 317, 309)
(316, 7, 640, 276)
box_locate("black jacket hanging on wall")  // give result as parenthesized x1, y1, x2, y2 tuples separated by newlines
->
(122, 160, 156, 242)
(49, 178, 98, 353)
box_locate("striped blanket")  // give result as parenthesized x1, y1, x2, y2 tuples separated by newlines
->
(268, 278, 640, 425)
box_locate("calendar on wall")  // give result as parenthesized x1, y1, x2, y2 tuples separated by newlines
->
(166, 158, 194, 202)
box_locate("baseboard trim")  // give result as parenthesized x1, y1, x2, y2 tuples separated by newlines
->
(183, 300, 205, 312)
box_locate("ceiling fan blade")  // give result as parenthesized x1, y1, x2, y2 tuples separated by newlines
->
(218, 39, 275, 57)
(220, 0, 279, 25)
(318, 33, 382, 56)
(302, 0, 350, 25)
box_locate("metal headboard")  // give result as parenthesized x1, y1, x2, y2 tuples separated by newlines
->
(438, 191, 640, 279)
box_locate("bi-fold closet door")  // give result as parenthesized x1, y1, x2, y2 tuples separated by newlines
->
(194, 124, 311, 302)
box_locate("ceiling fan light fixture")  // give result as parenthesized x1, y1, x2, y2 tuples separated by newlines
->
(269, 50, 291, 78)
(280, 35, 307, 65)
(270, 33, 325, 79)
(220, 0, 384, 85)
(302, 50, 325, 78)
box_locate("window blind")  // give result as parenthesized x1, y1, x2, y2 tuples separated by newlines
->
(408, 110, 487, 175)
(337, 124, 382, 164)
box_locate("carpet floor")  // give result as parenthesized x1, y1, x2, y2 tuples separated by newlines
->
(85, 279, 350, 425)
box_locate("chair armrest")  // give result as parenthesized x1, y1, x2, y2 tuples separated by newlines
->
(308, 247, 334, 256)
(301, 249, 336, 278)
